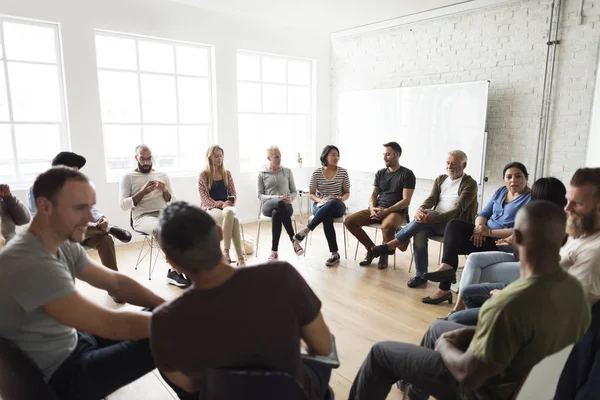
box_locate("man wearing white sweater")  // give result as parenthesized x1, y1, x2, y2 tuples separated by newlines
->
(119, 145, 189, 288)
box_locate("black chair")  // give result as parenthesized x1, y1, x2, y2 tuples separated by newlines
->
(0, 337, 60, 400)
(203, 368, 334, 400)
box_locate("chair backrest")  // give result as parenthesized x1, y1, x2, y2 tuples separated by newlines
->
(0, 337, 59, 400)
(514, 344, 574, 400)
(203, 368, 307, 400)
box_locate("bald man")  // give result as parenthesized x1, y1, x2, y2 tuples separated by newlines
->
(349, 200, 591, 400)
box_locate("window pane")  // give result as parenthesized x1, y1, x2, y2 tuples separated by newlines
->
(179, 125, 207, 171)
(3, 22, 56, 63)
(263, 84, 286, 113)
(0, 125, 15, 178)
(288, 61, 310, 85)
(14, 124, 61, 175)
(103, 125, 141, 171)
(138, 41, 175, 74)
(176, 45, 208, 76)
(98, 70, 140, 123)
(178, 77, 209, 123)
(237, 82, 261, 112)
(8, 62, 61, 122)
(95, 35, 137, 70)
(143, 126, 178, 170)
(288, 86, 309, 114)
(140, 74, 177, 123)
(0, 64, 9, 121)
(237, 54, 260, 81)
(262, 57, 286, 83)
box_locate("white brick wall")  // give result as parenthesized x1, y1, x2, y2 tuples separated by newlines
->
(331, 0, 600, 213)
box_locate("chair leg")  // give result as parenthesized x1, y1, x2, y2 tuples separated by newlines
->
(135, 238, 147, 269)
(256, 221, 262, 257)
(148, 237, 153, 281)
(408, 240, 414, 274)
(438, 242, 443, 265)
(343, 226, 347, 259)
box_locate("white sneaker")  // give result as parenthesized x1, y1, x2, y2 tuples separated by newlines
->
(268, 251, 279, 261)
(292, 240, 304, 256)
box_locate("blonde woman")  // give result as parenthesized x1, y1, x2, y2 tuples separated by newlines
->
(198, 145, 245, 266)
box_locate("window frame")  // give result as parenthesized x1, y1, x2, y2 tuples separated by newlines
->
(95, 30, 217, 182)
(0, 16, 70, 187)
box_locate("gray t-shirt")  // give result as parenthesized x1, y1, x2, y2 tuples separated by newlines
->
(373, 166, 416, 211)
(0, 231, 88, 380)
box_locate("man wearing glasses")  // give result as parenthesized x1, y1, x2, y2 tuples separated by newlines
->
(119, 144, 189, 288)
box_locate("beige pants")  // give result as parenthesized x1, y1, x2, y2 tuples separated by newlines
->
(206, 207, 243, 257)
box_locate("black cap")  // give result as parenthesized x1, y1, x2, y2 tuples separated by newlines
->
(51, 152, 86, 169)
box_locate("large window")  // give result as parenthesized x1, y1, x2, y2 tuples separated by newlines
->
(0, 17, 69, 185)
(95, 32, 215, 180)
(237, 51, 313, 172)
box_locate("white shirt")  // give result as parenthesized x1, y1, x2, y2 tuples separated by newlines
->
(560, 230, 600, 304)
(435, 175, 463, 213)
(119, 170, 176, 221)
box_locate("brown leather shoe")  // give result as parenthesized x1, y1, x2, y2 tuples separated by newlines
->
(377, 255, 389, 270)
(359, 252, 375, 266)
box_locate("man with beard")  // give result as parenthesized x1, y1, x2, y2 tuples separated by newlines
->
(0, 167, 194, 400)
(555, 167, 600, 399)
(369, 150, 478, 285)
(119, 144, 189, 287)
(344, 142, 416, 270)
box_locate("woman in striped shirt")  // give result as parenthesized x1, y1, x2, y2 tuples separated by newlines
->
(294, 145, 350, 266)
(198, 145, 245, 266)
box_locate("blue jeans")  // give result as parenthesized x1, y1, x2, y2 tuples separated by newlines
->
(394, 220, 446, 277)
(309, 200, 346, 252)
(49, 331, 195, 400)
(448, 282, 507, 326)
(458, 252, 519, 289)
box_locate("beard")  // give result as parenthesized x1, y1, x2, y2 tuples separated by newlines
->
(567, 212, 596, 238)
(138, 162, 152, 174)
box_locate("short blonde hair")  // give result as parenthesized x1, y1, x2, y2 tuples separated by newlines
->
(266, 145, 280, 158)
(448, 150, 468, 165)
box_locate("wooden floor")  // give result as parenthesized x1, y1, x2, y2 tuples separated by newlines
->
(82, 220, 453, 400)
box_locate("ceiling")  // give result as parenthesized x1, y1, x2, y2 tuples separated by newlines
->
(169, 0, 468, 33)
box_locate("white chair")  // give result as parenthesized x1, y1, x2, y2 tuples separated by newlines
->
(305, 214, 349, 259)
(130, 212, 162, 280)
(515, 344, 574, 400)
(255, 201, 298, 257)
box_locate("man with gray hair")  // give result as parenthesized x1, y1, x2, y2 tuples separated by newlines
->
(151, 201, 334, 399)
(372, 150, 478, 288)
(119, 145, 188, 287)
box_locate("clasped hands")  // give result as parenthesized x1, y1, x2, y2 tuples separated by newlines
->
(435, 327, 476, 352)
(414, 207, 435, 224)
(142, 180, 168, 194)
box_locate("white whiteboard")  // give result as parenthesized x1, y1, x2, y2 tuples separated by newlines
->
(337, 81, 489, 183)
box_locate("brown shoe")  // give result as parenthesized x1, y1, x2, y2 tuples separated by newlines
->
(359, 252, 375, 266)
(377, 255, 389, 270)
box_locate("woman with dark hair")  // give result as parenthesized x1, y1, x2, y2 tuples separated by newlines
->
(421, 162, 532, 305)
(444, 177, 567, 323)
(294, 145, 350, 266)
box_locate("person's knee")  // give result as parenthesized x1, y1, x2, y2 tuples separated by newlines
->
(223, 207, 236, 217)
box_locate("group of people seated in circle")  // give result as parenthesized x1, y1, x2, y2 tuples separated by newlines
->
(0, 139, 598, 400)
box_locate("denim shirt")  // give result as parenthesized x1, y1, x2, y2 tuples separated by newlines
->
(477, 186, 531, 230)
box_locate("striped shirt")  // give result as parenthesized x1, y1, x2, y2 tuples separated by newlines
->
(309, 167, 350, 199)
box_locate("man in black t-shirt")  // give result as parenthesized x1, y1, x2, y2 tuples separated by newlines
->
(150, 201, 333, 399)
(344, 142, 416, 269)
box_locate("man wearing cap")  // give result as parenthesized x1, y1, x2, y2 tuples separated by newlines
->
(27, 152, 131, 279)
(344, 142, 416, 269)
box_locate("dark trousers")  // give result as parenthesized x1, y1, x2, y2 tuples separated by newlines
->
(348, 320, 463, 400)
(303, 358, 333, 400)
(308, 200, 346, 253)
(49, 331, 195, 400)
(84, 227, 118, 271)
(555, 301, 600, 400)
(440, 220, 500, 290)
(262, 199, 294, 251)
(448, 283, 507, 326)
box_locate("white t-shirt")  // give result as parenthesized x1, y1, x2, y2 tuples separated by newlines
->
(119, 170, 176, 221)
(435, 175, 463, 213)
(560, 230, 600, 304)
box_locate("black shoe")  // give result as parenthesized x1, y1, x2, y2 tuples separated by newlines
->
(421, 292, 453, 305)
(359, 252, 375, 266)
(407, 276, 427, 288)
(371, 244, 395, 257)
(423, 269, 456, 283)
(166, 270, 191, 288)
(325, 253, 340, 267)
(377, 255, 389, 270)
(109, 225, 132, 243)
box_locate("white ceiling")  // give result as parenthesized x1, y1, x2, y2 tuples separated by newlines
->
(169, 0, 468, 33)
